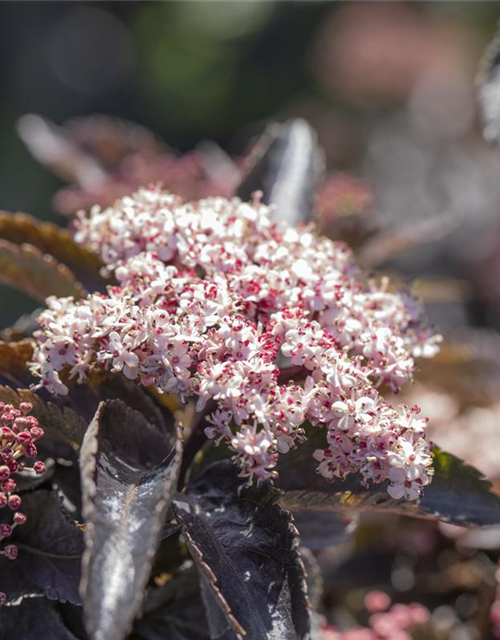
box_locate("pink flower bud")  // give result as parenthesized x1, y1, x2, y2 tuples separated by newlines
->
(0, 466, 10, 481)
(13, 512, 26, 525)
(19, 402, 33, 415)
(17, 431, 32, 445)
(33, 460, 46, 475)
(12, 417, 28, 431)
(8, 495, 21, 511)
(0, 523, 12, 538)
(29, 426, 44, 440)
(7, 460, 18, 474)
(0, 412, 15, 426)
(2, 479, 16, 493)
(0, 427, 14, 441)
(0, 493, 6, 508)
(25, 417, 39, 429)
(3, 545, 18, 560)
(23, 443, 37, 459)
(0, 591, 6, 605)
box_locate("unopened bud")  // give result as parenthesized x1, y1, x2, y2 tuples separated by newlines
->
(13, 512, 26, 526)
(4, 545, 18, 560)
(8, 495, 21, 511)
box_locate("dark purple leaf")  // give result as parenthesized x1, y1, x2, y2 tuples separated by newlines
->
(0, 490, 83, 604)
(174, 461, 310, 640)
(276, 428, 500, 527)
(0, 598, 79, 640)
(236, 119, 324, 226)
(293, 511, 357, 551)
(79, 399, 183, 640)
(0, 211, 105, 293)
(135, 570, 213, 640)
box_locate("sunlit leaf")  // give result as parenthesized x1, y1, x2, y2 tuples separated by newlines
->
(0, 240, 83, 303)
(236, 118, 324, 226)
(0, 212, 105, 292)
(79, 399, 183, 640)
(174, 460, 310, 640)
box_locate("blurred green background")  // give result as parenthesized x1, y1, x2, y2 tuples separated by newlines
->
(0, 1, 499, 327)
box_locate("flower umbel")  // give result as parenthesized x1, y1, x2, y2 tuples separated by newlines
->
(0, 401, 45, 605)
(32, 188, 439, 497)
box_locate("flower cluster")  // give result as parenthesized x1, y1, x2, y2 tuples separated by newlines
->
(32, 188, 439, 499)
(0, 401, 45, 605)
(322, 591, 430, 640)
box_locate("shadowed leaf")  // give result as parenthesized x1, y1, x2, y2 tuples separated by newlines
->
(0, 212, 105, 292)
(277, 428, 500, 527)
(0, 490, 83, 604)
(293, 511, 357, 551)
(135, 570, 212, 640)
(0, 598, 79, 640)
(0, 240, 83, 302)
(358, 213, 460, 268)
(236, 119, 324, 226)
(79, 399, 183, 640)
(0, 308, 43, 341)
(174, 460, 310, 640)
(0, 339, 34, 387)
(418, 328, 500, 407)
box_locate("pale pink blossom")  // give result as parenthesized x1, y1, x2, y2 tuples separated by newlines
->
(32, 189, 438, 496)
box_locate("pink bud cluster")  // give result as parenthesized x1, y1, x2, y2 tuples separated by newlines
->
(0, 401, 45, 605)
(322, 591, 430, 640)
(32, 188, 439, 499)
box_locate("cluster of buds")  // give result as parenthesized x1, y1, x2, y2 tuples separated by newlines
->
(0, 401, 45, 605)
(32, 188, 439, 499)
(322, 591, 430, 640)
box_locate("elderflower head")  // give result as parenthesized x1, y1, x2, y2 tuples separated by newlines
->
(32, 187, 440, 500)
